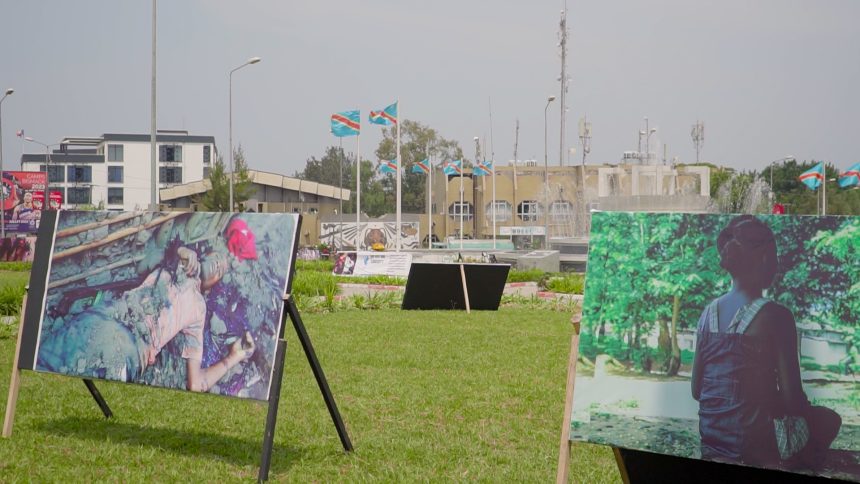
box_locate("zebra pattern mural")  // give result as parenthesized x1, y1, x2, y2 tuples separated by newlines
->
(321, 221, 420, 250)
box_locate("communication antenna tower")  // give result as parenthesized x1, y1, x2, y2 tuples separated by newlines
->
(578, 116, 592, 165)
(558, 3, 570, 167)
(691, 120, 704, 163)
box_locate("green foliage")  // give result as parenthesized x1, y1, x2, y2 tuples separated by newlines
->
(0, 261, 32, 272)
(295, 258, 334, 273)
(197, 146, 253, 212)
(506, 269, 545, 283)
(375, 120, 465, 214)
(291, 270, 338, 298)
(0, 284, 25, 316)
(545, 274, 585, 294)
(335, 275, 405, 286)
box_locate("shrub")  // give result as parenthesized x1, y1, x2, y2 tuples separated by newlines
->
(506, 269, 545, 283)
(0, 284, 26, 316)
(545, 274, 585, 294)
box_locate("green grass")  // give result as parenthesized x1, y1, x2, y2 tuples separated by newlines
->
(0, 271, 29, 316)
(0, 308, 618, 482)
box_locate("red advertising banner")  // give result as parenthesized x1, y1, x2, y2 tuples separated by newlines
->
(1, 170, 49, 233)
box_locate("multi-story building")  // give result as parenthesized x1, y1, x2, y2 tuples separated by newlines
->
(20, 130, 215, 211)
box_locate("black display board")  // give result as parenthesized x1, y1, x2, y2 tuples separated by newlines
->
(401, 262, 509, 311)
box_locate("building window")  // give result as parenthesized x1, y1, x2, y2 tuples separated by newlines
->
(159, 167, 183, 184)
(448, 202, 474, 220)
(39, 165, 65, 183)
(67, 187, 91, 205)
(203, 145, 211, 164)
(108, 166, 124, 183)
(517, 200, 542, 221)
(67, 166, 92, 183)
(108, 187, 124, 205)
(550, 200, 572, 222)
(159, 145, 182, 162)
(107, 144, 124, 162)
(203, 166, 211, 178)
(485, 200, 512, 222)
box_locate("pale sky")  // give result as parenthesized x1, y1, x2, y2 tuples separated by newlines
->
(1, 0, 858, 178)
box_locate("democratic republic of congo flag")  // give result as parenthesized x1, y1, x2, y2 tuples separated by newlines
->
(331, 110, 360, 137)
(442, 160, 462, 176)
(473, 160, 493, 176)
(379, 159, 398, 174)
(411, 159, 430, 175)
(798, 162, 825, 190)
(369, 102, 398, 126)
(838, 163, 860, 188)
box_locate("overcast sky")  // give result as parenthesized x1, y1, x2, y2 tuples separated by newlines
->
(1, 0, 858, 178)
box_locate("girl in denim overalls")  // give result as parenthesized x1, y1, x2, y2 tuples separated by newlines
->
(692, 215, 841, 468)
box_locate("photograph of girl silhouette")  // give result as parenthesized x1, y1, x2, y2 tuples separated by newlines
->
(692, 215, 841, 469)
(571, 212, 860, 481)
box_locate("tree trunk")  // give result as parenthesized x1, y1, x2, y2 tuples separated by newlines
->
(666, 294, 682, 376)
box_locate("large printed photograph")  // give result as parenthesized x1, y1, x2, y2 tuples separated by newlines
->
(32, 211, 299, 401)
(572, 212, 860, 480)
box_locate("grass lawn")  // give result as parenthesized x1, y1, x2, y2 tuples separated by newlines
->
(0, 271, 29, 291)
(0, 308, 618, 482)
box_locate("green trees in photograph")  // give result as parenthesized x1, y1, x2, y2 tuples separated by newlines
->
(582, 212, 860, 374)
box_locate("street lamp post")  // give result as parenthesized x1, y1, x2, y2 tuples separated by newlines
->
(643, 117, 656, 164)
(229, 56, 261, 212)
(544, 95, 556, 248)
(0, 88, 14, 240)
(24, 137, 61, 211)
(768, 155, 794, 202)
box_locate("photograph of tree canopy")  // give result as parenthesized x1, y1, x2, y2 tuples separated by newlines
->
(571, 211, 860, 480)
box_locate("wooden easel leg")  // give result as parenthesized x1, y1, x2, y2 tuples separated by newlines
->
(613, 447, 631, 484)
(286, 297, 353, 452)
(258, 339, 287, 482)
(459, 263, 470, 313)
(82, 379, 113, 419)
(3, 295, 28, 438)
(556, 315, 581, 483)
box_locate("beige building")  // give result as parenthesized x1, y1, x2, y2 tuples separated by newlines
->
(160, 163, 709, 248)
(431, 162, 710, 240)
(158, 169, 350, 247)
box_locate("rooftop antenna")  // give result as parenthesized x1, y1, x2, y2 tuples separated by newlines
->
(578, 115, 592, 166)
(557, 2, 570, 167)
(691, 120, 704, 163)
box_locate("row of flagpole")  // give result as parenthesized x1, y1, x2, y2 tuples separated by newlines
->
(797, 161, 860, 215)
(331, 102, 499, 252)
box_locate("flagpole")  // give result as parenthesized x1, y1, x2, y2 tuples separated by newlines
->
(444, 162, 449, 248)
(356, 133, 361, 250)
(395, 100, 402, 252)
(492, 160, 497, 249)
(822, 163, 826, 216)
(427, 148, 432, 250)
(339, 137, 343, 251)
(459, 160, 464, 250)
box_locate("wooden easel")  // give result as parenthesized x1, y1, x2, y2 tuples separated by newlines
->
(3, 292, 352, 482)
(555, 312, 630, 484)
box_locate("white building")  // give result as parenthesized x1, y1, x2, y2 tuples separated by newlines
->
(20, 130, 216, 211)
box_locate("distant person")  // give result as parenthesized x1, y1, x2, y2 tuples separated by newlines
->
(692, 215, 841, 468)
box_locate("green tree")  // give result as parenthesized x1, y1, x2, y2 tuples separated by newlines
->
(197, 146, 253, 212)
(375, 120, 464, 213)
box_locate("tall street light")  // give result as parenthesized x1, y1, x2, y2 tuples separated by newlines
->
(544, 95, 556, 248)
(24, 136, 61, 211)
(768, 155, 794, 201)
(229, 56, 261, 212)
(0, 88, 14, 240)
(643, 117, 656, 164)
